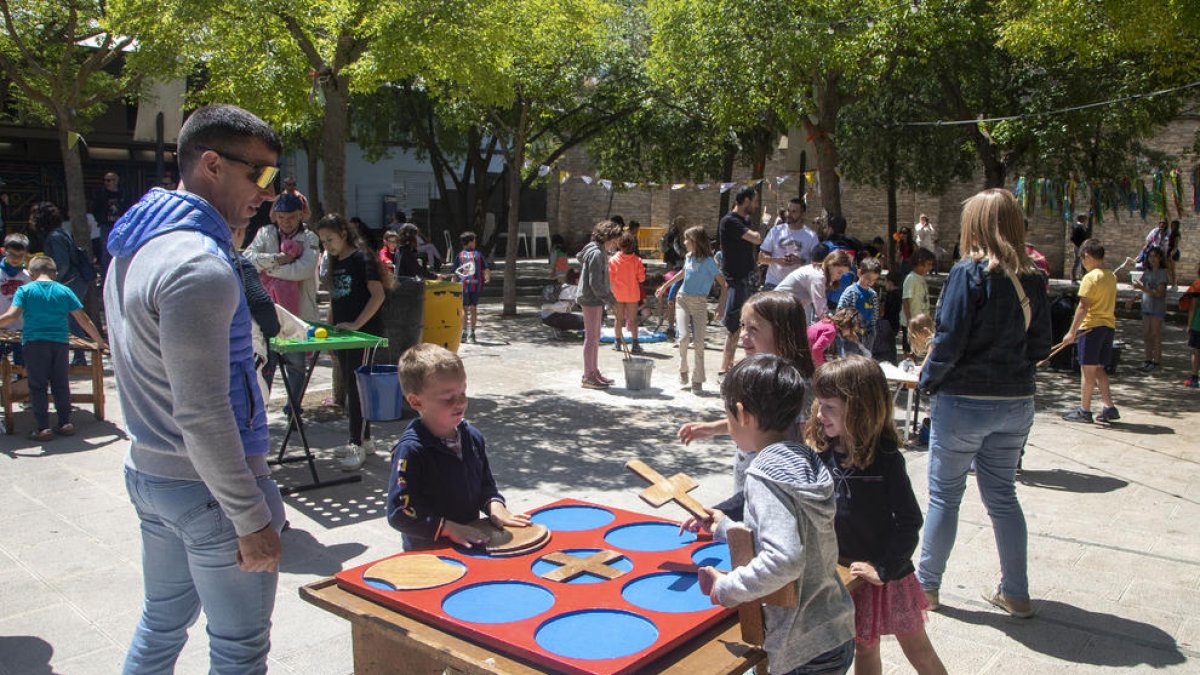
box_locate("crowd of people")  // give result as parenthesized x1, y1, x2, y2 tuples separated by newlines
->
(0, 100, 1195, 675)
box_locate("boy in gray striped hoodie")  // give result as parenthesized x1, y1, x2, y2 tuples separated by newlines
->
(696, 353, 855, 674)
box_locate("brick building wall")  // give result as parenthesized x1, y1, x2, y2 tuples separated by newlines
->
(550, 118, 1200, 282)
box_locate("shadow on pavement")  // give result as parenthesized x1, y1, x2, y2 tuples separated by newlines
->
(1016, 469, 1129, 493)
(0, 635, 54, 674)
(467, 389, 725, 495)
(280, 526, 369, 576)
(938, 600, 1187, 668)
(0, 418, 129, 459)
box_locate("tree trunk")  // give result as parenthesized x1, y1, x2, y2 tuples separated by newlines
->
(320, 73, 350, 216)
(718, 143, 736, 219)
(302, 137, 322, 222)
(974, 131, 1006, 188)
(501, 104, 529, 316)
(886, 144, 898, 270)
(805, 118, 842, 218)
(56, 111, 99, 325)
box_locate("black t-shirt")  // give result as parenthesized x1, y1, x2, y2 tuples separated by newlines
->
(718, 211, 756, 281)
(330, 250, 383, 334)
(1070, 221, 1091, 247)
(92, 188, 128, 229)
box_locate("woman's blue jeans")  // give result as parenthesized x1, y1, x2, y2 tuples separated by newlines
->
(122, 468, 285, 674)
(917, 394, 1033, 600)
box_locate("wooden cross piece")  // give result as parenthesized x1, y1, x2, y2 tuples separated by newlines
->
(540, 549, 627, 582)
(625, 459, 709, 521)
(724, 524, 799, 646)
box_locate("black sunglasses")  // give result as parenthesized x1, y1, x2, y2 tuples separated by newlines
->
(194, 145, 279, 189)
(4, 243, 26, 251)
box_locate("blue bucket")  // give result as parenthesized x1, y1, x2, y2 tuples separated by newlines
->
(355, 364, 405, 422)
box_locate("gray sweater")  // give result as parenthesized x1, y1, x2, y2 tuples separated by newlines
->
(714, 441, 855, 674)
(105, 190, 271, 537)
(576, 241, 614, 306)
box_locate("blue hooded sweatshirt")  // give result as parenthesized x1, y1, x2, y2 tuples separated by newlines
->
(105, 188, 272, 536)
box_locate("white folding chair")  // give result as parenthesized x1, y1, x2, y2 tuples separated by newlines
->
(530, 221, 550, 258)
(443, 229, 454, 264)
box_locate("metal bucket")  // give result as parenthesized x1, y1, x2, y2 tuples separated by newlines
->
(623, 357, 654, 391)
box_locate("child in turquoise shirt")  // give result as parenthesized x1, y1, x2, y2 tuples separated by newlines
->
(0, 255, 107, 440)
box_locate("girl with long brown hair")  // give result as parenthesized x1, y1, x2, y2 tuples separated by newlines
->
(656, 226, 727, 393)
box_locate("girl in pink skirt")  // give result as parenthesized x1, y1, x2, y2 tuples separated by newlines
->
(806, 356, 947, 675)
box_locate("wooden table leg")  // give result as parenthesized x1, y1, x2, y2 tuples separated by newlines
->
(91, 347, 104, 421)
(1, 355, 12, 435)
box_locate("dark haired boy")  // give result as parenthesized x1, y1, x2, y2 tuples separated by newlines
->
(1063, 239, 1119, 423)
(455, 231, 491, 343)
(690, 354, 855, 675)
(387, 344, 527, 549)
(836, 256, 882, 351)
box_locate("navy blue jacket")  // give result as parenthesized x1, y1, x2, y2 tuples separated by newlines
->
(817, 439, 921, 583)
(920, 258, 1052, 397)
(387, 418, 504, 548)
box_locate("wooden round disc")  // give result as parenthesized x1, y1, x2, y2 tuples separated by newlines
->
(468, 519, 550, 554)
(363, 554, 467, 591)
(486, 528, 551, 557)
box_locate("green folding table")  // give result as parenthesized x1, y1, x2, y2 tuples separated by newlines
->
(270, 325, 388, 493)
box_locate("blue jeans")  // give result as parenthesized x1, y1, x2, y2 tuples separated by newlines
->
(917, 394, 1033, 600)
(779, 639, 855, 675)
(123, 468, 285, 675)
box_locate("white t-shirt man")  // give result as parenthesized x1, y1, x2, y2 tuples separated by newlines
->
(760, 222, 818, 287)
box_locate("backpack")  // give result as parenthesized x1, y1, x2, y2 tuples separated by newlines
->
(47, 227, 96, 286)
(71, 244, 96, 285)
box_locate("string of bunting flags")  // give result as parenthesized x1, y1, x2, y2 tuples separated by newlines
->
(1013, 167, 1200, 225)
(550, 168, 818, 195)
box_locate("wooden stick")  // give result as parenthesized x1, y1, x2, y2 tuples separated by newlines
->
(724, 524, 799, 646)
(1037, 340, 1072, 368)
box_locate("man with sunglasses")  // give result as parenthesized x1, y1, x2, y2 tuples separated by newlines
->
(104, 104, 285, 675)
(91, 171, 128, 281)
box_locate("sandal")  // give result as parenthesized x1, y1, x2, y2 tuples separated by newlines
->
(27, 429, 53, 442)
(55, 424, 75, 436)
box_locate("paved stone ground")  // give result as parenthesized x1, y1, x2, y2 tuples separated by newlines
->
(0, 296, 1197, 674)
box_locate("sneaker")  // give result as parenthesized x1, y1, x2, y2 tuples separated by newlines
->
(630, 343, 645, 355)
(923, 588, 940, 611)
(468, 331, 478, 344)
(1139, 361, 1157, 373)
(1185, 375, 1200, 388)
(982, 588, 1034, 618)
(337, 445, 367, 472)
(1096, 406, 1120, 423)
(612, 340, 625, 352)
(597, 374, 615, 385)
(581, 378, 609, 390)
(691, 382, 703, 395)
(1061, 407, 1093, 423)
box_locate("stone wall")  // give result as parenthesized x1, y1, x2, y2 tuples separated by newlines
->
(549, 118, 1200, 282)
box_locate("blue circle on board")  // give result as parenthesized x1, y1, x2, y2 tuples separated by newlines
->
(604, 522, 696, 552)
(442, 582, 554, 624)
(531, 549, 634, 584)
(621, 572, 713, 613)
(535, 610, 659, 660)
(530, 505, 615, 532)
(363, 557, 466, 592)
(690, 542, 732, 571)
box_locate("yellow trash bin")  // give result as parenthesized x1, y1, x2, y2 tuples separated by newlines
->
(423, 280, 464, 353)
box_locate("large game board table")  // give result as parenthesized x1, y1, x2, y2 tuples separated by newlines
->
(301, 498, 864, 674)
(0, 330, 105, 434)
(880, 361, 921, 443)
(269, 325, 387, 493)
(301, 576, 764, 675)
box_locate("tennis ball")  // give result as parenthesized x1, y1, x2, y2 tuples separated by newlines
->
(314, 327, 328, 339)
